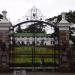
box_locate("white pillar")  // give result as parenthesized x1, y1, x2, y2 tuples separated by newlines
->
(13, 70, 16, 75)
(21, 70, 26, 75)
(13, 70, 21, 75)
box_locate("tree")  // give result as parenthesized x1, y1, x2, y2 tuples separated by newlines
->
(48, 10, 75, 45)
(69, 27, 75, 45)
(23, 22, 46, 33)
(0, 14, 3, 19)
(16, 25, 23, 33)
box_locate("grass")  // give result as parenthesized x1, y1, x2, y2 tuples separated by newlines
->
(12, 46, 61, 54)
(10, 45, 60, 64)
(10, 57, 59, 64)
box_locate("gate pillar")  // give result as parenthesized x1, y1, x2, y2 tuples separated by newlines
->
(0, 10, 11, 72)
(13, 69, 26, 75)
(58, 12, 72, 72)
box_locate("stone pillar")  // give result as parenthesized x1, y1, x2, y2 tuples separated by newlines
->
(0, 10, 11, 72)
(58, 12, 72, 72)
(13, 70, 26, 75)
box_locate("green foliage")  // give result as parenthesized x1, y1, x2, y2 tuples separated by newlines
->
(66, 11, 75, 44)
(66, 11, 75, 23)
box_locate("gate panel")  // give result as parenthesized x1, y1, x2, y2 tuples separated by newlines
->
(9, 32, 60, 71)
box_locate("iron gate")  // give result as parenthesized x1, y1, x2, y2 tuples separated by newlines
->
(9, 20, 61, 71)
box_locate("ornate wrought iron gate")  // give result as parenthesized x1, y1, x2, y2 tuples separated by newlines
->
(9, 21, 60, 71)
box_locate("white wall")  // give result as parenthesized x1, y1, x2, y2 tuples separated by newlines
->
(15, 36, 54, 46)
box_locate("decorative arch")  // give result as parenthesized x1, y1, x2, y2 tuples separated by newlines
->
(13, 20, 58, 28)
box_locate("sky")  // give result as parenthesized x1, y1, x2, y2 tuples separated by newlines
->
(0, 0, 75, 24)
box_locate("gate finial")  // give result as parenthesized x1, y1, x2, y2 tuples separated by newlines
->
(2, 10, 7, 20)
(59, 12, 69, 23)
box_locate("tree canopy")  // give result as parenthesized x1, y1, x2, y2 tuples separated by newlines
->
(0, 14, 3, 19)
(16, 22, 46, 33)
